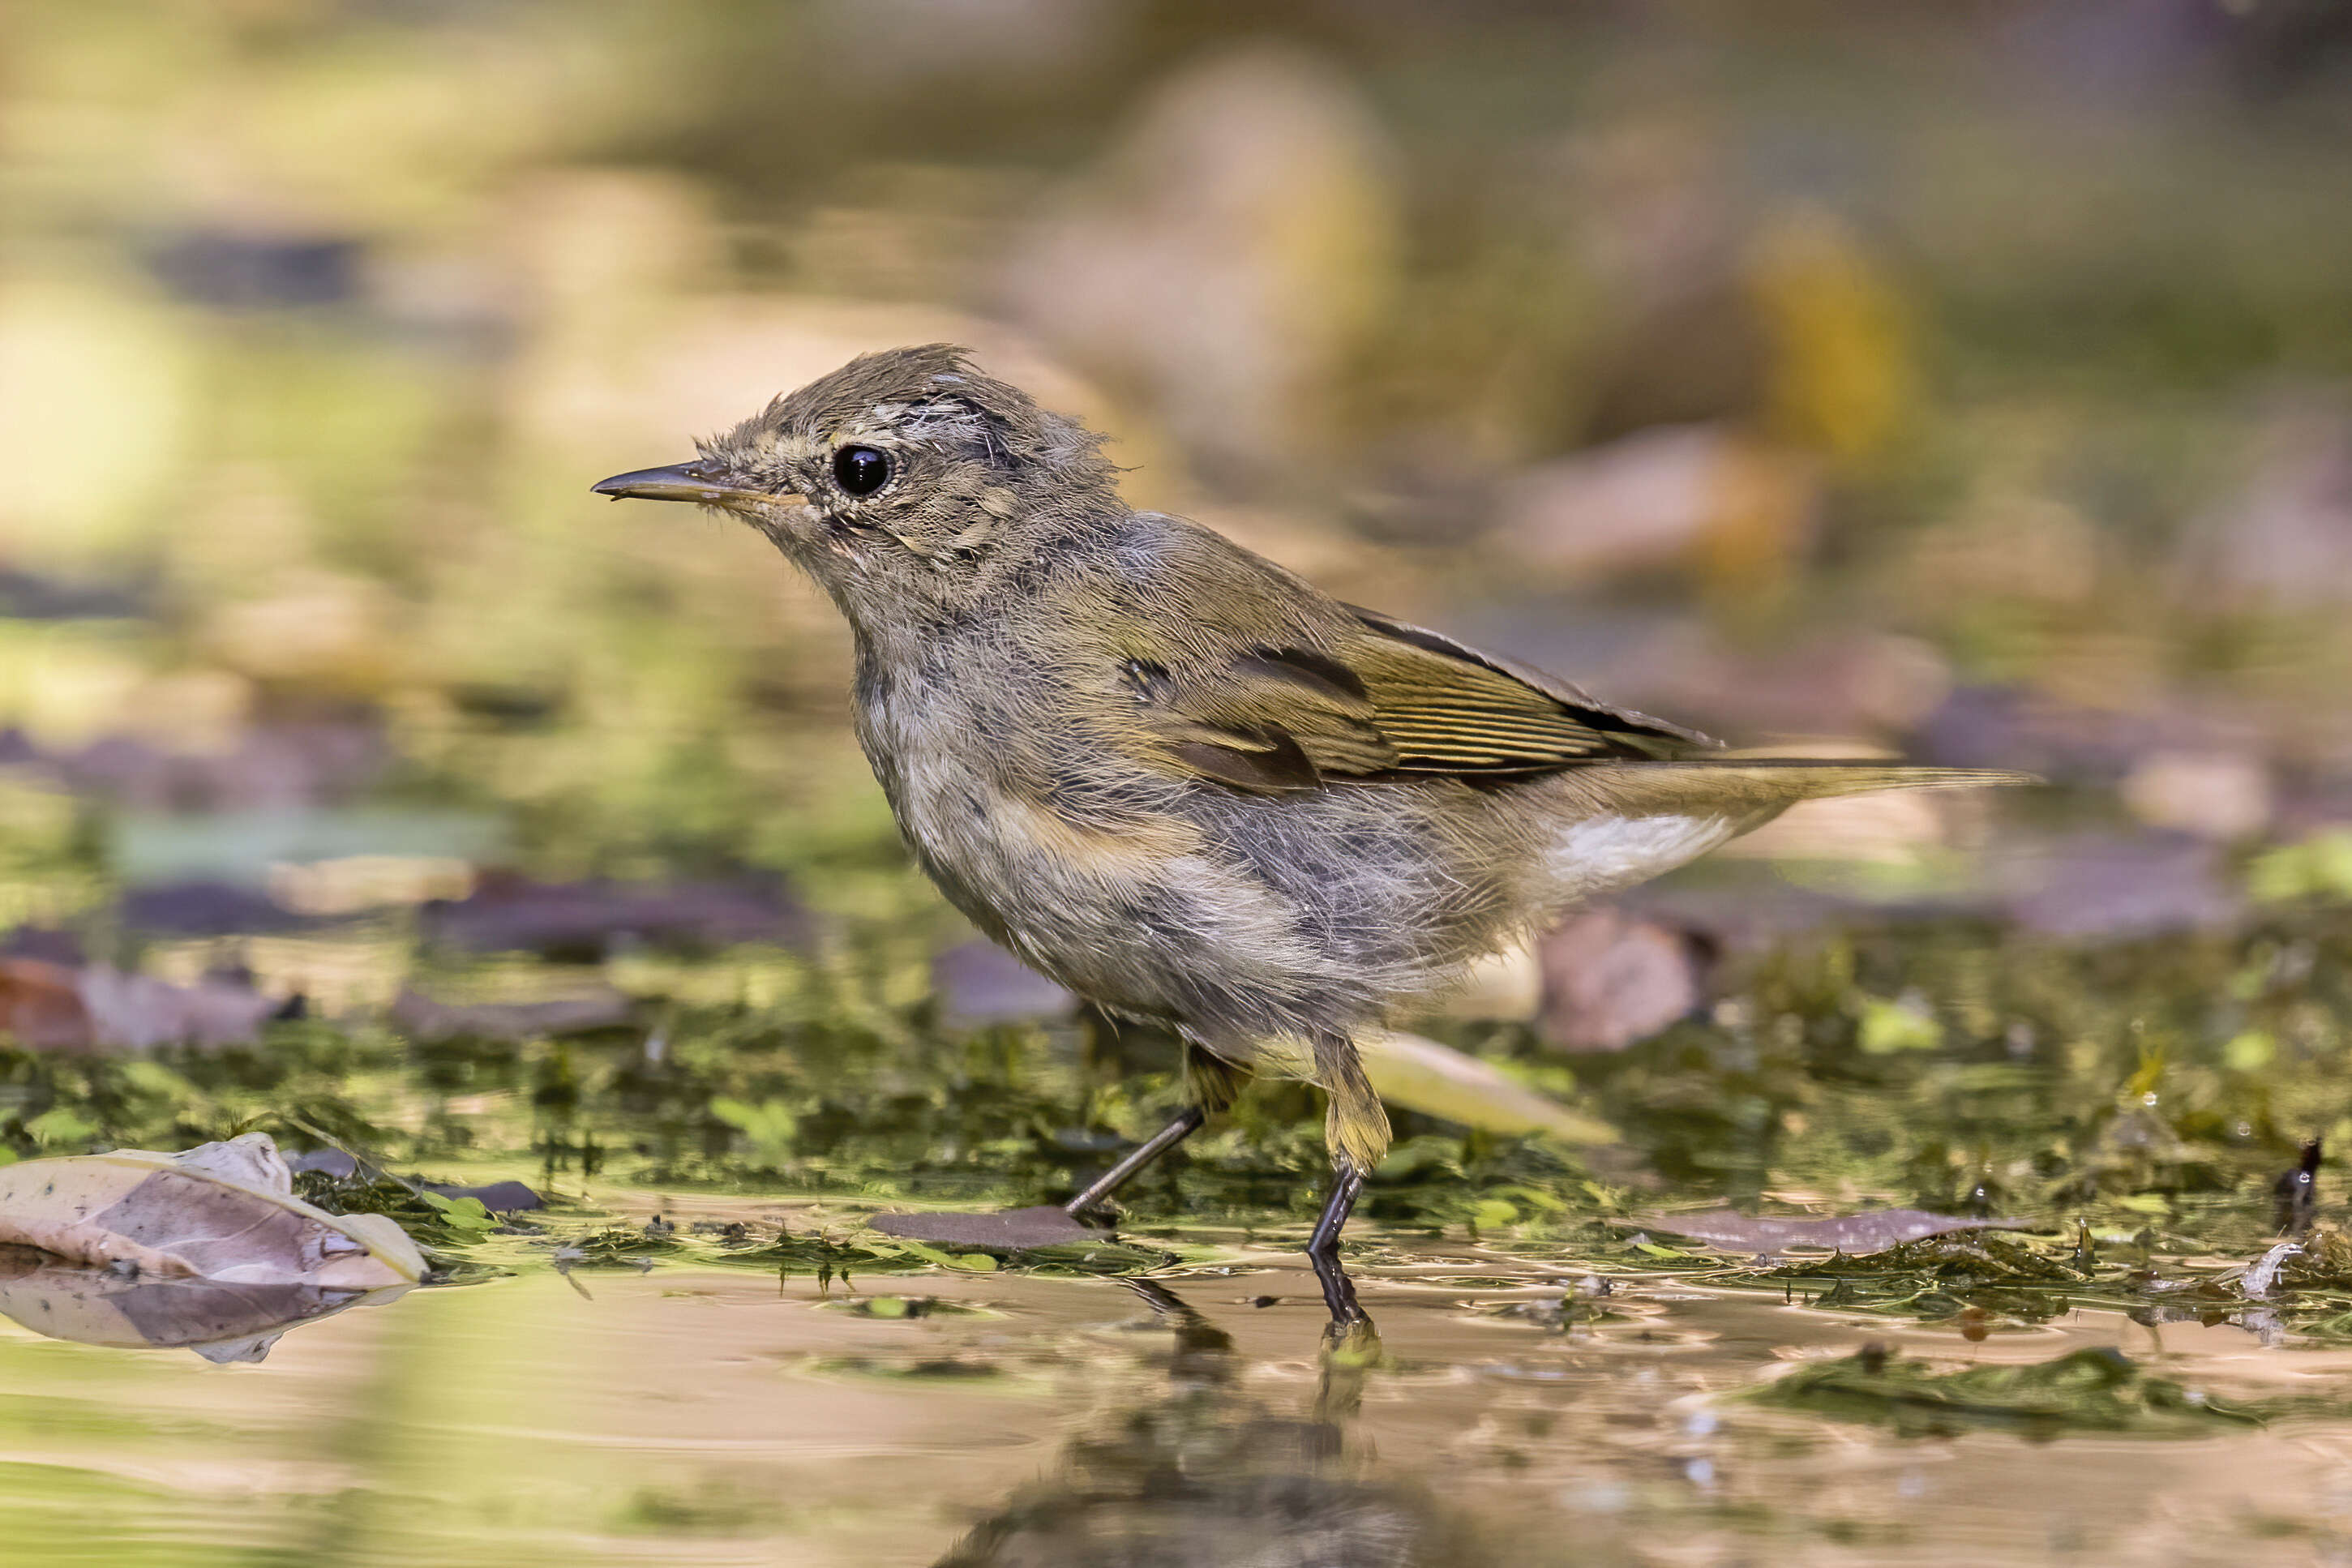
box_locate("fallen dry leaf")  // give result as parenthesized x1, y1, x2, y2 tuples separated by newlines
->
(423, 873, 812, 958)
(0, 1133, 424, 1287)
(0, 958, 93, 1049)
(389, 985, 632, 1042)
(0, 958, 279, 1052)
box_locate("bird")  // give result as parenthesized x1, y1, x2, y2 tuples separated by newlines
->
(593, 344, 2027, 1270)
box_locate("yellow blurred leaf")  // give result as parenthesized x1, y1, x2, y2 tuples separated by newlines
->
(1346, 1030, 1617, 1145)
(1858, 996, 1943, 1054)
(1747, 204, 1913, 464)
(2222, 1030, 2276, 1072)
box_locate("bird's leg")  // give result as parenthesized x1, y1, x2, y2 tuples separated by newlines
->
(876, 1107, 1203, 1243)
(1308, 1166, 1373, 1331)
(1062, 1044, 1252, 1219)
(1307, 1030, 1387, 1262)
(1300, 1031, 1386, 1329)
(1061, 1106, 1206, 1217)
(1306, 1163, 1367, 1258)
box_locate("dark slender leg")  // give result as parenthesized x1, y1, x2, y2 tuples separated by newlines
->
(1305, 1165, 1365, 1257)
(1308, 1169, 1373, 1332)
(1062, 1106, 1207, 1217)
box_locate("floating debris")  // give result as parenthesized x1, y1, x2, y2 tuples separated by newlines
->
(2243, 1240, 2304, 1300)
(2274, 1138, 2323, 1236)
(1643, 1208, 2030, 1256)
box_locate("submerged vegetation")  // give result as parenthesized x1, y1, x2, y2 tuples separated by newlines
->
(1746, 1344, 2264, 1439)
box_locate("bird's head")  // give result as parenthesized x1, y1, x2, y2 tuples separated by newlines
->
(593, 345, 1116, 626)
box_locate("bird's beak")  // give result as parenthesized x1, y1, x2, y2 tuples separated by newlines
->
(589, 463, 801, 511)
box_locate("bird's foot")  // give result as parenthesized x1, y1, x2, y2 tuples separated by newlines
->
(1309, 1245, 1375, 1335)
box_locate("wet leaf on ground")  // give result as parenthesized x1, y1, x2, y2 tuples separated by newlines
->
(930, 940, 1077, 1026)
(423, 1179, 544, 1213)
(810, 1354, 1002, 1381)
(0, 958, 277, 1051)
(388, 986, 633, 1043)
(117, 880, 316, 936)
(827, 1294, 983, 1319)
(422, 874, 812, 959)
(0, 1133, 424, 1288)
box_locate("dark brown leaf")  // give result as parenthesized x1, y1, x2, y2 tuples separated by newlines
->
(422, 874, 812, 958)
(0, 958, 94, 1050)
(388, 986, 632, 1043)
(931, 941, 1077, 1026)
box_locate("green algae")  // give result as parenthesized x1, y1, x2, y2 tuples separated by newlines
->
(1747, 1344, 2264, 1438)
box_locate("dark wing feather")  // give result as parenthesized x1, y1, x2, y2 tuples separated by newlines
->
(1167, 728, 1325, 792)
(1126, 612, 1715, 794)
(1343, 607, 1714, 773)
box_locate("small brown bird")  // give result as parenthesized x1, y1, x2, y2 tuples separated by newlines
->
(595, 345, 2024, 1266)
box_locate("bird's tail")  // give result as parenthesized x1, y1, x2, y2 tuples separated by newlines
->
(1693, 756, 2041, 799)
(1554, 756, 2037, 826)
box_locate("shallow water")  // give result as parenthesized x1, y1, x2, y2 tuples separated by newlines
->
(7, 1194, 2352, 1566)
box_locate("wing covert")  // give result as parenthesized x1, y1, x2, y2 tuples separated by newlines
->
(1120, 612, 1715, 794)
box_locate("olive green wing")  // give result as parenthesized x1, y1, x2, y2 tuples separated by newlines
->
(1114, 645, 1391, 793)
(1122, 608, 1716, 795)
(1341, 607, 1715, 774)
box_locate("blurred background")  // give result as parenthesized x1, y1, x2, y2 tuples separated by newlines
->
(2, 0, 2352, 1148)
(13, 11, 2352, 1557)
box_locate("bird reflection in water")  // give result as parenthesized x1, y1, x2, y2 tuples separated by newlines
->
(936, 1268, 1504, 1568)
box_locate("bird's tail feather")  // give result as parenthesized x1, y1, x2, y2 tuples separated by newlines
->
(1558, 757, 2036, 822)
(1682, 757, 2041, 799)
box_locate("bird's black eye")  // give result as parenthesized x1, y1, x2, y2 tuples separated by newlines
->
(833, 445, 892, 497)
